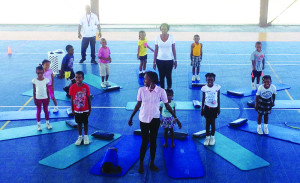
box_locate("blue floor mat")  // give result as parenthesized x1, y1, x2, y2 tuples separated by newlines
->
(0, 109, 71, 121)
(126, 101, 201, 110)
(22, 89, 70, 101)
(188, 72, 207, 89)
(162, 136, 205, 178)
(84, 74, 121, 93)
(222, 83, 291, 97)
(39, 133, 122, 169)
(136, 68, 160, 86)
(233, 120, 300, 144)
(90, 135, 144, 177)
(194, 132, 270, 170)
(0, 121, 75, 141)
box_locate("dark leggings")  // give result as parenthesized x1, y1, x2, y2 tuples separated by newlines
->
(205, 118, 216, 136)
(140, 118, 160, 162)
(81, 36, 96, 60)
(156, 59, 173, 89)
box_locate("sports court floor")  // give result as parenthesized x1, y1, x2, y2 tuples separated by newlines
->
(0, 25, 300, 183)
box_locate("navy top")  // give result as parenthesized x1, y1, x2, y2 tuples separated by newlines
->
(62, 54, 74, 71)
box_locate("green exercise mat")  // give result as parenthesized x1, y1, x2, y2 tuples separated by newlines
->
(126, 101, 200, 110)
(22, 89, 70, 101)
(39, 133, 121, 169)
(84, 74, 121, 91)
(0, 121, 75, 141)
(194, 132, 270, 170)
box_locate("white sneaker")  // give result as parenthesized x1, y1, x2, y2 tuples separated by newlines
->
(84, 135, 90, 145)
(46, 123, 52, 130)
(204, 136, 210, 146)
(196, 75, 200, 81)
(209, 136, 215, 145)
(75, 136, 83, 145)
(101, 82, 106, 88)
(251, 82, 256, 90)
(37, 125, 42, 131)
(105, 81, 111, 87)
(192, 75, 196, 81)
(53, 107, 59, 113)
(257, 126, 263, 135)
(264, 126, 269, 134)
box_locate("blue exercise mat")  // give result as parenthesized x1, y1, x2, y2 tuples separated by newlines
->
(136, 68, 160, 86)
(126, 101, 201, 110)
(234, 120, 300, 144)
(84, 73, 121, 92)
(194, 132, 270, 170)
(162, 136, 205, 178)
(22, 89, 70, 101)
(188, 72, 207, 90)
(0, 121, 75, 141)
(0, 109, 71, 121)
(39, 133, 122, 169)
(90, 135, 145, 177)
(222, 83, 291, 97)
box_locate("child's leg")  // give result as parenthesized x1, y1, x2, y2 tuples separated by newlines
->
(143, 59, 147, 71)
(77, 122, 83, 136)
(139, 60, 143, 72)
(42, 99, 49, 121)
(196, 66, 200, 75)
(105, 75, 109, 82)
(192, 67, 195, 75)
(210, 118, 216, 136)
(52, 98, 58, 106)
(264, 114, 269, 124)
(36, 99, 42, 122)
(257, 114, 262, 124)
(205, 118, 211, 136)
(101, 76, 105, 82)
(163, 128, 168, 147)
(256, 76, 260, 84)
(83, 113, 89, 135)
(169, 128, 175, 147)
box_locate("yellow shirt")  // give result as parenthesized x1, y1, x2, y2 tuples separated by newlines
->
(193, 43, 202, 56)
(138, 39, 148, 56)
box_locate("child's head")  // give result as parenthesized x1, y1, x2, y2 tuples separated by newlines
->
(166, 89, 174, 101)
(139, 31, 146, 40)
(255, 42, 262, 52)
(262, 75, 272, 88)
(75, 71, 84, 84)
(144, 71, 159, 87)
(160, 23, 170, 34)
(193, 34, 200, 43)
(100, 38, 107, 47)
(205, 73, 216, 87)
(36, 65, 44, 79)
(66, 45, 74, 55)
(42, 59, 51, 71)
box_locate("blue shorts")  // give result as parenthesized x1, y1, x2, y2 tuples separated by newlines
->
(139, 55, 147, 61)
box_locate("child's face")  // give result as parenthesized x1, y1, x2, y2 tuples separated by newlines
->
(255, 44, 262, 52)
(139, 32, 146, 40)
(75, 74, 84, 84)
(101, 39, 107, 47)
(194, 36, 200, 43)
(206, 76, 215, 87)
(263, 78, 271, 89)
(43, 62, 50, 71)
(68, 47, 74, 55)
(144, 74, 152, 87)
(36, 69, 44, 79)
(167, 94, 173, 102)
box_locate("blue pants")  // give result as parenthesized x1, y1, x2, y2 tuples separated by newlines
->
(81, 36, 96, 60)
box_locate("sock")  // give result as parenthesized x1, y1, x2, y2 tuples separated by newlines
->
(46, 120, 50, 124)
(142, 70, 145, 73)
(264, 124, 268, 128)
(257, 124, 262, 128)
(79, 135, 82, 138)
(84, 135, 88, 138)
(37, 122, 41, 126)
(139, 70, 142, 74)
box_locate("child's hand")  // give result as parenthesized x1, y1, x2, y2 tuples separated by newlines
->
(128, 118, 133, 126)
(109, 58, 112, 63)
(201, 109, 204, 116)
(262, 65, 265, 70)
(87, 111, 91, 116)
(255, 104, 258, 111)
(34, 99, 37, 106)
(137, 55, 140, 60)
(272, 102, 275, 107)
(217, 108, 220, 115)
(191, 61, 193, 66)
(52, 85, 54, 91)
(176, 120, 182, 129)
(59, 74, 63, 79)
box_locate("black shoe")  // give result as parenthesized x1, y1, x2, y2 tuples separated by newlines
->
(79, 58, 86, 63)
(150, 164, 159, 171)
(91, 60, 97, 64)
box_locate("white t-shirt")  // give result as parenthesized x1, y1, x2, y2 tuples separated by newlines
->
(155, 34, 175, 60)
(250, 50, 265, 71)
(32, 78, 49, 99)
(80, 13, 99, 37)
(256, 84, 277, 99)
(201, 84, 221, 108)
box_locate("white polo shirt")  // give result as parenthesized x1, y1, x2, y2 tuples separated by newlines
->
(79, 13, 99, 37)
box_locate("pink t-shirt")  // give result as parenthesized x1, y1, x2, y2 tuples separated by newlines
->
(137, 86, 168, 123)
(43, 69, 53, 86)
(98, 47, 111, 63)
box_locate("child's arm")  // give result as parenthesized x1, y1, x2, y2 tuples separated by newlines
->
(33, 84, 37, 105)
(262, 58, 265, 70)
(147, 45, 154, 52)
(252, 60, 256, 70)
(255, 95, 260, 111)
(153, 45, 158, 69)
(46, 84, 50, 104)
(164, 103, 181, 129)
(200, 43, 203, 59)
(137, 45, 140, 60)
(51, 73, 54, 90)
(190, 43, 194, 63)
(217, 90, 220, 115)
(128, 101, 142, 126)
(272, 94, 276, 107)
(60, 64, 65, 79)
(201, 92, 205, 116)
(71, 95, 75, 115)
(87, 96, 92, 116)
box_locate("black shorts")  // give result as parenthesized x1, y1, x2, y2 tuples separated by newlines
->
(252, 70, 262, 77)
(139, 55, 147, 61)
(203, 105, 218, 119)
(74, 112, 89, 124)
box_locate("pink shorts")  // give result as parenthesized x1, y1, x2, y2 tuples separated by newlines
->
(48, 85, 55, 99)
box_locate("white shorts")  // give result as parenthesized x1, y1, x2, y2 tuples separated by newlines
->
(99, 63, 110, 76)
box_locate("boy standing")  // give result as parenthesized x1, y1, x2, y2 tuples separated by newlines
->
(251, 42, 265, 89)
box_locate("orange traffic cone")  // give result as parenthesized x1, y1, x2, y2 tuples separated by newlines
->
(7, 46, 12, 55)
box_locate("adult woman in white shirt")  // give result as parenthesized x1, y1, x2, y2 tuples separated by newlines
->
(153, 23, 177, 89)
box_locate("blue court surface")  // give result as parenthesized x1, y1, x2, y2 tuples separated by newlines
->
(0, 39, 300, 183)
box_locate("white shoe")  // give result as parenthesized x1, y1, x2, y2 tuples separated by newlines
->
(264, 126, 269, 134)
(196, 75, 200, 81)
(251, 82, 256, 90)
(209, 136, 215, 145)
(257, 126, 263, 135)
(75, 136, 83, 145)
(192, 75, 196, 81)
(105, 81, 111, 87)
(84, 135, 90, 145)
(37, 125, 42, 131)
(46, 123, 52, 130)
(204, 136, 210, 146)
(53, 107, 59, 113)
(101, 82, 106, 88)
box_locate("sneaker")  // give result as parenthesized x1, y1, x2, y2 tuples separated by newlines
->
(196, 75, 200, 81)
(192, 75, 196, 81)
(101, 82, 106, 88)
(79, 58, 86, 63)
(53, 107, 59, 113)
(209, 136, 215, 145)
(264, 126, 269, 134)
(257, 126, 263, 135)
(84, 135, 90, 145)
(37, 125, 42, 131)
(91, 60, 97, 64)
(204, 136, 210, 146)
(75, 136, 83, 145)
(105, 81, 111, 87)
(46, 123, 52, 130)
(251, 82, 256, 90)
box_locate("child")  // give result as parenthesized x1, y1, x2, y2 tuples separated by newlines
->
(42, 59, 59, 112)
(100, 147, 122, 174)
(69, 71, 91, 145)
(98, 38, 112, 88)
(137, 31, 154, 77)
(160, 89, 179, 148)
(32, 65, 52, 130)
(190, 34, 203, 81)
(255, 75, 276, 135)
(201, 73, 221, 146)
(60, 45, 75, 97)
(251, 41, 265, 89)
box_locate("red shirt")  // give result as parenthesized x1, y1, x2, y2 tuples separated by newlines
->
(69, 83, 90, 112)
